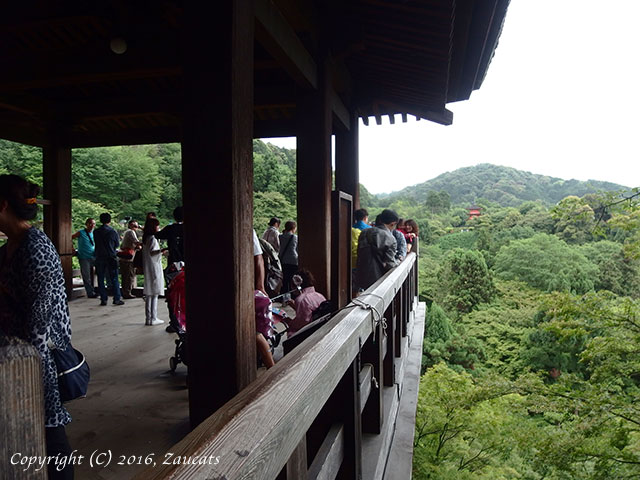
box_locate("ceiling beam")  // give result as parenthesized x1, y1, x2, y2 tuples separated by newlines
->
(255, 0, 318, 90)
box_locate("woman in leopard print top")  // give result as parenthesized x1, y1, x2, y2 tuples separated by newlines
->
(0, 174, 74, 479)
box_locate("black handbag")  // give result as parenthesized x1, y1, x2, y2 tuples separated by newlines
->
(51, 343, 90, 402)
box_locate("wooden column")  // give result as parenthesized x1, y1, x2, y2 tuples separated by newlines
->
(0, 337, 47, 480)
(331, 191, 352, 309)
(335, 112, 360, 209)
(43, 144, 73, 297)
(296, 59, 332, 297)
(181, 0, 256, 428)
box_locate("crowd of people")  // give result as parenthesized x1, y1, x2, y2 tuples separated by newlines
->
(351, 208, 418, 293)
(71, 207, 185, 327)
(0, 171, 416, 479)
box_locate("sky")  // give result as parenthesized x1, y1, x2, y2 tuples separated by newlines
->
(264, 0, 640, 194)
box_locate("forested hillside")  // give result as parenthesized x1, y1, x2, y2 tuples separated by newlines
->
(411, 184, 640, 479)
(378, 163, 628, 207)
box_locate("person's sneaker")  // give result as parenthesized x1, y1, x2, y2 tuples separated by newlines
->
(165, 324, 177, 333)
(122, 294, 135, 299)
(113, 300, 125, 306)
(88, 293, 98, 298)
(99, 301, 107, 306)
(150, 319, 165, 326)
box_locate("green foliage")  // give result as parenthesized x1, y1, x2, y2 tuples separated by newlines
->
(253, 191, 296, 233)
(551, 195, 595, 244)
(425, 190, 450, 214)
(494, 233, 598, 294)
(435, 249, 496, 316)
(0, 139, 42, 185)
(436, 231, 477, 251)
(71, 199, 111, 232)
(578, 240, 640, 296)
(72, 145, 165, 222)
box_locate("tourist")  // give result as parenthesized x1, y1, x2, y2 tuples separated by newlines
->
(142, 218, 165, 326)
(0, 174, 74, 480)
(355, 209, 400, 291)
(155, 206, 184, 264)
(262, 216, 281, 252)
(286, 269, 327, 336)
(119, 219, 140, 299)
(94, 213, 124, 306)
(278, 220, 299, 294)
(404, 219, 419, 253)
(72, 217, 98, 298)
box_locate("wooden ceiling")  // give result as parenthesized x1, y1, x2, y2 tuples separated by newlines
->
(0, 0, 510, 148)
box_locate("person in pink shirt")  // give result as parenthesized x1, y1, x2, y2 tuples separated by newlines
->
(286, 269, 327, 336)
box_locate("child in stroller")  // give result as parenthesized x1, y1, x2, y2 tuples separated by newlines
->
(167, 272, 298, 372)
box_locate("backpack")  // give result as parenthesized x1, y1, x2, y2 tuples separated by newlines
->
(351, 227, 362, 267)
(259, 238, 283, 298)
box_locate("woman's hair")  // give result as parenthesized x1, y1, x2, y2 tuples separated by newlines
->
(284, 220, 297, 232)
(269, 217, 281, 227)
(143, 218, 160, 242)
(405, 219, 419, 234)
(296, 268, 316, 289)
(0, 174, 40, 220)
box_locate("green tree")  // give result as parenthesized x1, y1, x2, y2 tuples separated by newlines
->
(435, 249, 495, 315)
(493, 233, 598, 294)
(551, 195, 595, 244)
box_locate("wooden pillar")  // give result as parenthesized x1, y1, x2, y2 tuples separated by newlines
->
(335, 112, 360, 209)
(296, 59, 332, 298)
(181, 0, 256, 428)
(331, 191, 352, 309)
(1, 337, 47, 480)
(43, 144, 73, 297)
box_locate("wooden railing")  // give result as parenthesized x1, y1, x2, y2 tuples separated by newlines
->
(135, 252, 420, 480)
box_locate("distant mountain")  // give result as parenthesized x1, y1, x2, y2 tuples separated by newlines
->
(378, 164, 629, 207)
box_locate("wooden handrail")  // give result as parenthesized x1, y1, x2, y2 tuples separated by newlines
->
(134, 253, 417, 480)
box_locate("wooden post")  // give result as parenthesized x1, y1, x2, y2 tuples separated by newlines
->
(296, 58, 332, 298)
(383, 302, 396, 386)
(361, 324, 383, 434)
(337, 360, 362, 479)
(43, 144, 73, 298)
(181, 0, 256, 428)
(335, 112, 360, 209)
(0, 337, 46, 480)
(331, 191, 352, 309)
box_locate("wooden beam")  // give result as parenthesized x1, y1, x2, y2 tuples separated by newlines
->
(67, 126, 180, 148)
(331, 90, 350, 131)
(335, 110, 359, 207)
(255, 0, 318, 89)
(181, 0, 256, 428)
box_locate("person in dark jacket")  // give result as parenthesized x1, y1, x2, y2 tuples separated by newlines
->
(94, 212, 124, 305)
(355, 209, 400, 291)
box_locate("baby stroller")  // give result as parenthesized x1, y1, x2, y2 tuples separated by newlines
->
(167, 266, 186, 372)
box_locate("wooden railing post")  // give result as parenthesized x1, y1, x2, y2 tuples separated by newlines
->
(0, 337, 47, 480)
(383, 302, 396, 386)
(337, 360, 362, 479)
(361, 322, 384, 434)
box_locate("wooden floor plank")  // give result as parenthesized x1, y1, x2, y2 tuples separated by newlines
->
(65, 297, 190, 479)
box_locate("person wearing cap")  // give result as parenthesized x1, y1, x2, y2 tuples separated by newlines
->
(355, 209, 400, 291)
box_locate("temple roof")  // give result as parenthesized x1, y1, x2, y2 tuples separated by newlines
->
(0, 0, 510, 148)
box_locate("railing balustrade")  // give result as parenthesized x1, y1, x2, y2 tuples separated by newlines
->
(134, 252, 420, 480)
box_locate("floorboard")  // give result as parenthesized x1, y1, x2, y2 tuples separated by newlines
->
(65, 297, 190, 480)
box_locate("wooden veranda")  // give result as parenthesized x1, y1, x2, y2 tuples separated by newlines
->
(0, 1, 510, 478)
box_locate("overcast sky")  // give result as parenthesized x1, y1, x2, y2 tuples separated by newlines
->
(264, 0, 640, 194)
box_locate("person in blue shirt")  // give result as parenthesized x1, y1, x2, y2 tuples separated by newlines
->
(93, 213, 124, 306)
(72, 218, 97, 298)
(352, 208, 371, 231)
